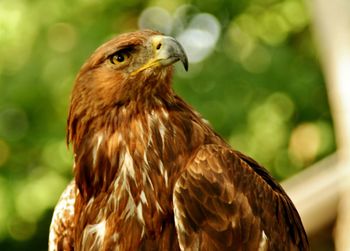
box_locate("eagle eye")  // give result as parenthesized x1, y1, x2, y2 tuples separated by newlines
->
(115, 54, 125, 62)
(109, 49, 132, 65)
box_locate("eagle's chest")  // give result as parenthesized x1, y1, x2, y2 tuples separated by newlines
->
(107, 148, 172, 225)
(74, 110, 202, 249)
(78, 138, 180, 250)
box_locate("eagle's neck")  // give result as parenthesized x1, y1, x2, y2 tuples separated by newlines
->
(71, 95, 214, 199)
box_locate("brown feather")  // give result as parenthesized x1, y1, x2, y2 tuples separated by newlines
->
(173, 145, 308, 250)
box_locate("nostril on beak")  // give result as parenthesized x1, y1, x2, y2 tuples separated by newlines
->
(156, 43, 162, 50)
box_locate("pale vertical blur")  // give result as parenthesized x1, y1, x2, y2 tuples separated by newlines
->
(309, 0, 350, 250)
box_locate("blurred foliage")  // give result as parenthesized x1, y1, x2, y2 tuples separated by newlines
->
(0, 0, 335, 250)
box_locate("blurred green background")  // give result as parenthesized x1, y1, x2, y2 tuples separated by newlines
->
(0, 0, 335, 250)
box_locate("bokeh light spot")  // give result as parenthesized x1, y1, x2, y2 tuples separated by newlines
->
(225, 23, 254, 59)
(177, 13, 220, 64)
(289, 122, 321, 165)
(172, 4, 200, 35)
(177, 29, 214, 63)
(241, 43, 271, 73)
(47, 22, 77, 53)
(267, 92, 295, 121)
(138, 7, 173, 35)
(188, 13, 220, 41)
(259, 12, 289, 45)
(281, 0, 309, 31)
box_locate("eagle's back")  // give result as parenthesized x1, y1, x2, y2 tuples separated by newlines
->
(173, 144, 308, 251)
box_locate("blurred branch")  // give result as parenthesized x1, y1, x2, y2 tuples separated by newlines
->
(295, 0, 350, 250)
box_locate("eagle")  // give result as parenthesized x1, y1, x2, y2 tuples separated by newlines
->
(49, 30, 309, 251)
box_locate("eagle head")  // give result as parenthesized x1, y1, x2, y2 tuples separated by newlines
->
(67, 30, 188, 148)
(72, 30, 187, 106)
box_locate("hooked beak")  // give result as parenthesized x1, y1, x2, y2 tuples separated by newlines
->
(132, 35, 188, 75)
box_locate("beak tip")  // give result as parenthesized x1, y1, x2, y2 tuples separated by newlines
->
(184, 61, 189, 72)
(181, 55, 189, 72)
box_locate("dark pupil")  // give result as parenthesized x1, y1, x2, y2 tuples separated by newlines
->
(115, 54, 124, 62)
